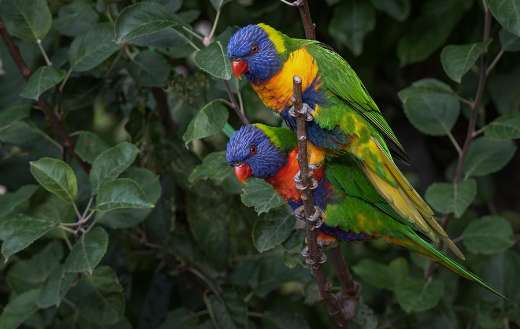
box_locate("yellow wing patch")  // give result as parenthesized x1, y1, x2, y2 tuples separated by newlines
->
(257, 23, 286, 54)
(252, 48, 318, 111)
(307, 143, 326, 166)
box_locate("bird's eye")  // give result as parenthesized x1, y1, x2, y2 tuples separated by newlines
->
(250, 44, 259, 55)
(249, 145, 257, 155)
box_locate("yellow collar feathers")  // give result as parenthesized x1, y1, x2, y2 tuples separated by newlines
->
(257, 23, 287, 54)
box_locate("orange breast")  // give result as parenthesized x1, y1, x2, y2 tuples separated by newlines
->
(252, 48, 319, 111)
(266, 149, 326, 202)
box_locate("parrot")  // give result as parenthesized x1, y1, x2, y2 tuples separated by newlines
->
(226, 124, 504, 298)
(226, 23, 465, 260)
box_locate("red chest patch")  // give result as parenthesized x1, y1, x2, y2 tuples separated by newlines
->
(266, 149, 325, 202)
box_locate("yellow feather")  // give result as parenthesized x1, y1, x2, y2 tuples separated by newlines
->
(361, 138, 465, 260)
(252, 48, 318, 111)
(257, 23, 286, 54)
(307, 143, 326, 166)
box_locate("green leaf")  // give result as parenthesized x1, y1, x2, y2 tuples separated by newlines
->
(240, 178, 285, 215)
(69, 266, 125, 325)
(488, 66, 520, 114)
(115, 2, 184, 45)
(97, 167, 161, 229)
(189, 151, 233, 185)
(74, 131, 110, 164)
(0, 215, 57, 260)
(30, 157, 78, 203)
(182, 100, 229, 144)
(0, 185, 38, 218)
(0, 121, 61, 158)
(463, 137, 517, 178)
(54, 0, 99, 37)
(158, 308, 199, 329)
(399, 79, 460, 135)
(394, 277, 444, 313)
(69, 24, 119, 72)
(89, 142, 139, 192)
(369, 0, 410, 21)
(425, 179, 476, 218)
(0, 289, 40, 329)
(488, 0, 520, 37)
(485, 112, 520, 139)
(95, 178, 154, 212)
(19, 66, 65, 101)
(0, 0, 52, 41)
(209, 0, 231, 10)
(187, 194, 229, 269)
(205, 295, 237, 329)
(328, 0, 376, 56)
(352, 259, 393, 289)
(499, 28, 520, 51)
(6, 240, 63, 293)
(151, 0, 184, 13)
(64, 226, 109, 274)
(264, 311, 311, 329)
(128, 50, 170, 87)
(38, 265, 76, 308)
(397, 0, 471, 66)
(193, 41, 231, 80)
(440, 42, 489, 83)
(252, 208, 295, 253)
(462, 215, 514, 254)
(0, 104, 31, 130)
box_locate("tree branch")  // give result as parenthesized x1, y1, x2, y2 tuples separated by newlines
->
(293, 77, 349, 329)
(294, 0, 316, 39)
(287, 0, 358, 325)
(0, 18, 90, 172)
(151, 87, 176, 137)
(442, 4, 491, 229)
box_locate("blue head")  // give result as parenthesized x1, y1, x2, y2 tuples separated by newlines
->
(227, 24, 283, 83)
(226, 125, 287, 182)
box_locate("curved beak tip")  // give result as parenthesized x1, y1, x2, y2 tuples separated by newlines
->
(231, 59, 248, 79)
(234, 163, 252, 183)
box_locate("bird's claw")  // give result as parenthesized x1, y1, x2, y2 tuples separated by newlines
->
(294, 171, 318, 190)
(293, 206, 323, 229)
(289, 102, 314, 122)
(301, 246, 327, 265)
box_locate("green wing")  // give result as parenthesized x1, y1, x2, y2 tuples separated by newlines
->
(324, 159, 410, 234)
(304, 42, 408, 161)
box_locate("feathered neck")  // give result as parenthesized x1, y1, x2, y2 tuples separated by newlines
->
(266, 149, 301, 201)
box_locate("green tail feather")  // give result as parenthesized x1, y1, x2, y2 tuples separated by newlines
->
(405, 230, 505, 299)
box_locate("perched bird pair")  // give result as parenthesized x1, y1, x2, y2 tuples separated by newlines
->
(225, 24, 503, 297)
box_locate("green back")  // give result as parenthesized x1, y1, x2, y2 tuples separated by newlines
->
(255, 123, 297, 151)
(299, 41, 407, 160)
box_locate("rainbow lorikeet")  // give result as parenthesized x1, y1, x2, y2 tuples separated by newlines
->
(226, 124, 503, 297)
(226, 24, 464, 260)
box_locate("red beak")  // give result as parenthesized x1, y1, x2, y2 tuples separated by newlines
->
(234, 163, 252, 183)
(231, 59, 248, 79)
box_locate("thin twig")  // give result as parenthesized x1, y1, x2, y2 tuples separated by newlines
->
(206, 9, 221, 44)
(36, 39, 52, 66)
(447, 131, 462, 156)
(441, 1, 492, 228)
(486, 49, 504, 76)
(223, 80, 249, 124)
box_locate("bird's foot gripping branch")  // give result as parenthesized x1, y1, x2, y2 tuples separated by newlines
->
(289, 101, 314, 122)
